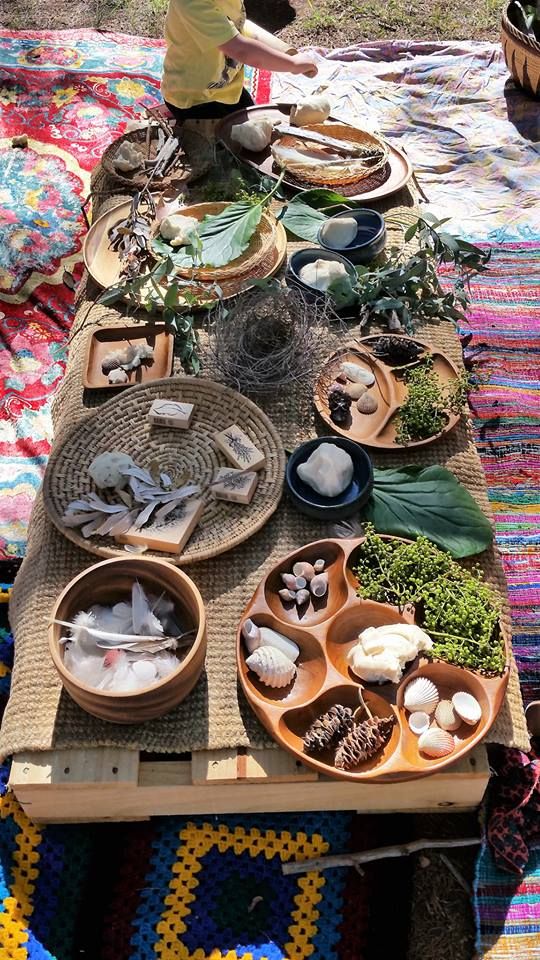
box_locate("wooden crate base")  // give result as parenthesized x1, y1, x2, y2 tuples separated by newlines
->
(9, 744, 490, 823)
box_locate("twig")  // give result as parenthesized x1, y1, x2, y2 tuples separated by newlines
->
(281, 837, 480, 875)
(438, 853, 473, 897)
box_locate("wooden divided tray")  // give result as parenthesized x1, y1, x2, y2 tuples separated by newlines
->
(84, 324, 173, 390)
(314, 335, 461, 449)
(237, 538, 509, 783)
(217, 105, 413, 202)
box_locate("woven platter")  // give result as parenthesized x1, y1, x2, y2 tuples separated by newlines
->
(43, 377, 286, 565)
(84, 201, 287, 303)
(151, 201, 278, 283)
(271, 123, 389, 186)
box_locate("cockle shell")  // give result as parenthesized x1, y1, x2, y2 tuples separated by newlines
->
(452, 691, 482, 726)
(408, 711, 430, 736)
(418, 727, 455, 758)
(310, 573, 328, 598)
(245, 646, 296, 688)
(357, 393, 378, 414)
(403, 677, 439, 715)
(435, 699, 461, 732)
(293, 561, 315, 581)
(340, 361, 376, 387)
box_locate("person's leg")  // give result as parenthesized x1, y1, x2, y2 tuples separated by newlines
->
(164, 87, 254, 123)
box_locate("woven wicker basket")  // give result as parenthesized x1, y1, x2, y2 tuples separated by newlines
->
(271, 123, 389, 187)
(151, 201, 277, 282)
(502, 8, 540, 97)
(101, 127, 214, 190)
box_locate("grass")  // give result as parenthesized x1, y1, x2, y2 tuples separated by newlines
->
(2, 0, 503, 41)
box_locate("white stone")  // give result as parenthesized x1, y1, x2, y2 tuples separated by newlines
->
(296, 442, 353, 498)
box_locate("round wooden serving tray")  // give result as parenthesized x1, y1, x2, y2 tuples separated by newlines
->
(83, 200, 287, 303)
(314, 335, 462, 450)
(237, 537, 510, 783)
(43, 377, 286, 565)
(217, 105, 413, 202)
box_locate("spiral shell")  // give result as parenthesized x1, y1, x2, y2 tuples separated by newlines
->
(295, 589, 311, 607)
(310, 573, 328, 598)
(314, 559, 326, 573)
(403, 677, 439, 715)
(241, 618, 261, 653)
(279, 588, 296, 603)
(452, 691, 482, 726)
(435, 699, 461, 732)
(281, 573, 297, 591)
(245, 646, 296, 688)
(258, 626, 300, 662)
(418, 727, 455, 759)
(293, 561, 315, 581)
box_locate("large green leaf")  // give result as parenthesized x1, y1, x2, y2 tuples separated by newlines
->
(362, 465, 493, 558)
(279, 201, 328, 241)
(152, 201, 263, 269)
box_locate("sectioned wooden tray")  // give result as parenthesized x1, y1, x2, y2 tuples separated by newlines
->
(237, 538, 509, 783)
(314, 335, 461, 450)
(84, 324, 173, 390)
(217, 105, 413, 203)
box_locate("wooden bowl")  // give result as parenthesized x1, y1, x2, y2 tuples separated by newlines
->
(237, 537, 509, 782)
(49, 557, 206, 723)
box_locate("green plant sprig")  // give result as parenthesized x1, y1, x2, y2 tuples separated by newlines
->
(394, 357, 471, 443)
(353, 526, 505, 674)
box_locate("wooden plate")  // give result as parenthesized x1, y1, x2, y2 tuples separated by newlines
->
(83, 200, 287, 303)
(83, 324, 173, 390)
(237, 537, 510, 783)
(314, 335, 462, 450)
(217, 105, 413, 202)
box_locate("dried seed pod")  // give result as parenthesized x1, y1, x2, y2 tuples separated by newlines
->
(328, 388, 352, 425)
(294, 576, 307, 590)
(281, 573, 297, 590)
(357, 393, 378, 414)
(295, 588, 311, 606)
(314, 559, 326, 573)
(303, 705, 355, 754)
(310, 573, 328, 598)
(279, 588, 297, 603)
(335, 716, 395, 770)
(293, 561, 316, 581)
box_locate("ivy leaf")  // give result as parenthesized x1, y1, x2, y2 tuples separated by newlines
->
(361, 465, 494, 558)
(279, 201, 328, 241)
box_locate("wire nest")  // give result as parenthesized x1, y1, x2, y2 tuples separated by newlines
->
(207, 284, 340, 395)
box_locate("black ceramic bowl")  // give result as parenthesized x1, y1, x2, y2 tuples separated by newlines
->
(318, 209, 386, 264)
(286, 436, 373, 521)
(286, 248, 357, 303)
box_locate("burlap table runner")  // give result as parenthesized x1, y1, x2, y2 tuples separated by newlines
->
(0, 177, 529, 759)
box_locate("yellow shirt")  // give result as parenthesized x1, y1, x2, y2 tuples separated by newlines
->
(162, 0, 246, 109)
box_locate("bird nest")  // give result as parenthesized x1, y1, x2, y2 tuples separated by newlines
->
(207, 284, 339, 395)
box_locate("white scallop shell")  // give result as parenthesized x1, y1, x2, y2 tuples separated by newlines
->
(403, 677, 439, 715)
(452, 691, 482, 725)
(435, 699, 461, 732)
(418, 727, 455, 758)
(245, 646, 296, 688)
(408, 711, 430, 736)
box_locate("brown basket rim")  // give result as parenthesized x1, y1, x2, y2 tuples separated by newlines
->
(272, 122, 389, 187)
(101, 128, 212, 189)
(502, 9, 540, 53)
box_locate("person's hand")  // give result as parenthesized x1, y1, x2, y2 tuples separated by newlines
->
(290, 54, 318, 77)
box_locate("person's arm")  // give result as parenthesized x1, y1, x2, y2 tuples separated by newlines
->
(219, 35, 318, 77)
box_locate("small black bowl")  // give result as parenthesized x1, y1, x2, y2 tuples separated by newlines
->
(318, 209, 386, 264)
(286, 248, 357, 304)
(286, 436, 373, 521)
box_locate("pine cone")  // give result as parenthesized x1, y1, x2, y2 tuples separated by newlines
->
(328, 388, 352, 425)
(303, 705, 355, 754)
(334, 716, 395, 770)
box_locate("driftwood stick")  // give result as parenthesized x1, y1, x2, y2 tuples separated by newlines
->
(438, 852, 473, 897)
(281, 837, 480, 875)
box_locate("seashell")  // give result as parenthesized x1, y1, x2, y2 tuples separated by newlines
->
(341, 361, 376, 386)
(452, 691, 482, 726)
(310, 573, 328, 598)
(408, 711, 430, 736)
(281, 573, 297, 590)
(241, 618, 261, 653)
(418, 727, 455, 759)
(345, 382, 367, 400)
(245, 646, 296, 688)
(293, 561, 315, 581)
(403, 677, 439, 715)
(314, 559, 326, 573)
(435, 699, 461, 732)
(258, 626, 300, 662)
(294, 576, 307, 590)
(295, 589, 311, 607)
(279, 588, 296, 603)
(357, 393, 378, 415)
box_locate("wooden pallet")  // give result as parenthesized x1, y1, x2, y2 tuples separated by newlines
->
(9, 744, 490, 823)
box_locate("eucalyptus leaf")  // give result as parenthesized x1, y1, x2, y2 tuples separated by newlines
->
(279, 201, 328, 241)
(361, 465, 494, 558)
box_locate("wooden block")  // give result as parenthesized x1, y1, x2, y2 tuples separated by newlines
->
(212, 468, 258, 504)
(214, 424, 266, 471)
(118, 497, 204, 553)
(148, 398, 194, 429)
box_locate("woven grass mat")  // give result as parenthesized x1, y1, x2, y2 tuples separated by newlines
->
(0, 176, 529, 760)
